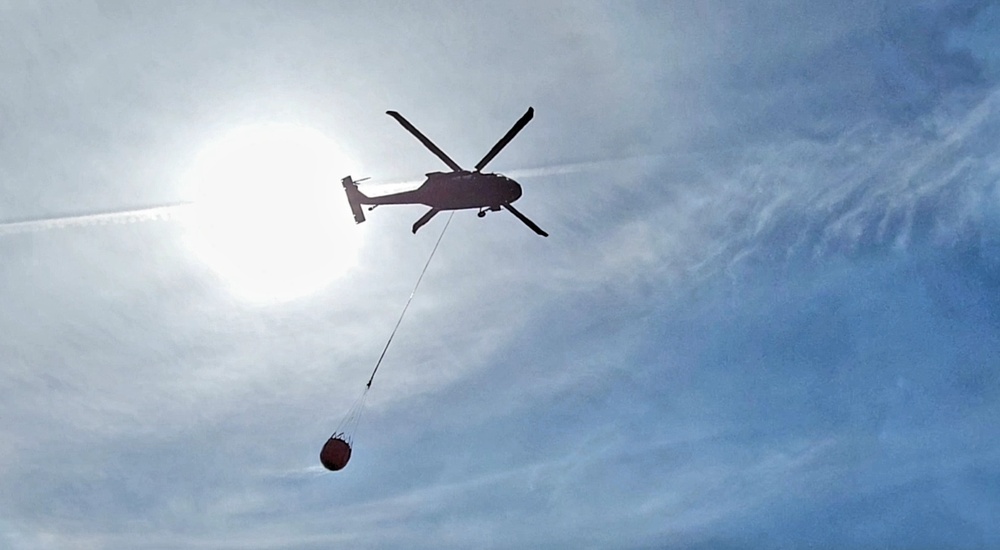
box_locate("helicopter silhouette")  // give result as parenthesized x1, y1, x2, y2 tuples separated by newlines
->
(342, 107, 547, 236)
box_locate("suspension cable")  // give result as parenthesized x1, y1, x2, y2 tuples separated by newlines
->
(365, 212, 455, 389)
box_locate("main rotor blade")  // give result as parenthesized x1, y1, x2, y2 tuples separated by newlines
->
(474, 107, 534, 172)
(386, 111, 463, 172)
(502, 202, 548, 237)
(412, 207, 441, 234)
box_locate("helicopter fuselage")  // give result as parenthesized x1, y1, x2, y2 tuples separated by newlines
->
(366, 171, 522, 211)
(342, 106, 546, 236)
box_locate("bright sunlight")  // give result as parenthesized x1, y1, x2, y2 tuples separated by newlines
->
(186, 124, 361, 302)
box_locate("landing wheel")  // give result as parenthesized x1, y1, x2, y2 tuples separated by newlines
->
(477, 210, 486, 218)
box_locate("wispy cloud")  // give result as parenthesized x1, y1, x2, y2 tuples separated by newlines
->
(2, 2, 1000, 549)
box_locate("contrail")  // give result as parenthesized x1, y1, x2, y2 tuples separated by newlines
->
(0, 202, 194, 237)
(504, 155, 660, 179)
(0, 153, 686, 237)
(359, 154, 668, 192)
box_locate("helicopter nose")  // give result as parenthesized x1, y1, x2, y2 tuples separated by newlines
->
(507, 180, 522, 202)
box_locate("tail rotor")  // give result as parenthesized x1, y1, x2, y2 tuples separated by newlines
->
(342, 176, 370, 224)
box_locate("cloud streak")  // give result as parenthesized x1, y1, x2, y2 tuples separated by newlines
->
(2, 2, 1000, 549)
(0, 203, 192, 236)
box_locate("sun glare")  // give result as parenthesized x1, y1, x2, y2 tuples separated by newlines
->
(186, 124, 361, 302)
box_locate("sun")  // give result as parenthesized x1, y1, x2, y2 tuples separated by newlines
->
(185, 124, 362, 303)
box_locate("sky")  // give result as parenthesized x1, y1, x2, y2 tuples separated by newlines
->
(1, 1, 1000, 548)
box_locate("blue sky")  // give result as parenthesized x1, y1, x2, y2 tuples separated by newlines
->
(2, 1, 999, 548)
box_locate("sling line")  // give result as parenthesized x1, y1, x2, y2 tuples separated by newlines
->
(365, 211, 455, 390)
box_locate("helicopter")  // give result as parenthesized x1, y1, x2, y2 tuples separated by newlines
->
(342, 107, 547, 237)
